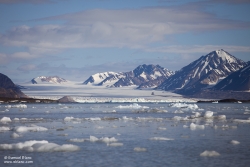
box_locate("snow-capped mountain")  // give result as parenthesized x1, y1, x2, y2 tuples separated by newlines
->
(114, 64, 174, 88)
(31, 76, 68, 84)
(157, 49, 247, 94)
(83, 64, 174, 88)
(213, 62, 250, 91)
(83, 72, 123, 86)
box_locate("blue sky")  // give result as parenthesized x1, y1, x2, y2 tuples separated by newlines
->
(0, 0, 250, 83)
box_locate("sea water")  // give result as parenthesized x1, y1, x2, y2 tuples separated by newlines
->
(0, 103, 250, 167)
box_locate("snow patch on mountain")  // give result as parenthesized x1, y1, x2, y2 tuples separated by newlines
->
(31, 76, 68, 84)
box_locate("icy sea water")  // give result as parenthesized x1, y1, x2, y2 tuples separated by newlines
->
(0, 103, 250, 167)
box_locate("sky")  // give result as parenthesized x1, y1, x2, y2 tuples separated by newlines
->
(0, 0, 250, 83)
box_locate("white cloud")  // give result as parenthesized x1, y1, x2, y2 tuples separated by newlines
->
(144, 45, 250, 54)
(1, 7, 249, 55)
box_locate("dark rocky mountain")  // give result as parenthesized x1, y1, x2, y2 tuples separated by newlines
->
(157, 49, 247, 95)
(0, 73, 27, 98)
(213, 62, 250, 91)
(83, 64, 174, 88)
(31, 76, 68, 84)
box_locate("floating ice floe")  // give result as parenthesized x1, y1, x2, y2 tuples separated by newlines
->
(85, 117, 101, 121)
(204, 111, 213, 118)
(68, 138, 85, 142)
(172, 116, 189, 121)
(149, 137, 174, 141)
(14, 125, 48, 132)
(121, 116, 134, 121)
(89, 136, 118, 143)
(190, 123, 205, 130)
(103, 110, 116, 113)
(173, 110, 184, 114)
(169, 103, 198, 110)
(133, 108, 168, 113)
(0, 126, 10, 132)
(11, 132, 20, 138)
(230, 140, 240, 145)
(0, 140, 80, 152)
(233, 118, 250, 123)
(200, 150, 220, 157)
(107, 143, 123, 147)
(0, 109, 9, 112)
(115, 103, 149, 109)
(134, 147, 147, 152)
(64, 117, 81, 122)
(136, 117, 163, 122)
(0, 117, 11, 123)
(157, 127, 167, 130)
(5, 104, 28, 108)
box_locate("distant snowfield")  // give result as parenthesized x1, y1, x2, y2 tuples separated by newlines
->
(21, 83, 195, 102)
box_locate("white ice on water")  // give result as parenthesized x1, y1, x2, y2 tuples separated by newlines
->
(11, 132, 20, 138)
(69, 138, 85, 142)
(14, 125, 48, 132)
(169, 103, 198, 110)
(89, 136, 118, 143)
(233, 118, 250, 123)
(0, 140, 80, 152)
(204, 111, 214, 118)
(200, 150, 220, 157)
(107, 143, 123, 147)
(116, 103, 149, 109)
(190, 123, 205, 130)
(0, 126, 10, 132)
(149, 137, 174, 141)
(0, 117, 11, 123)
(134, 147, 147, 152)
(230, 140, 240, 145)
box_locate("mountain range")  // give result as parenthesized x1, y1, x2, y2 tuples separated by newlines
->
(3, 49, 248, 99)
(83, 64, 174, 88)
(30, 76, 68, 84)
(157, 49, 247, 94)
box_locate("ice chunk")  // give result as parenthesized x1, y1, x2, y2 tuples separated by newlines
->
(230, 140, 240, 145)
(89, 136, 118, 143)
(173, 110, 184, 114)
(190, 123, 205, 130)
(121, 116, 134, 121)
(0, 126, 10, 132)
(13, 118, 20, 121)
(172, 116, 189, 121)
(14, 125, 48, 132)
(115, 103, 149, 109)
(204, 111, 213, 118)
(0, 140, 80, 152)
(85, 117, 101, 121)
(103, 110, 116, 113)
(134, 147, 147, 152)
(0, 117, 11, 123)
(217, 115, 226, 120)
(169, 103, 198, 110)
(233, 119, 250, 123)
(11, 133, 20, 138)
(150, 137, 174, 141)
(200, 150, 220, 157)
(11, 104, 27, 108)
(158, 127, 167, 130)
(107, 143, 123, 147)
(64, 117, 83, 122)
(68, 138, 85, 142)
